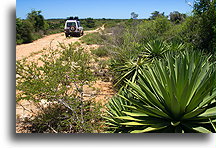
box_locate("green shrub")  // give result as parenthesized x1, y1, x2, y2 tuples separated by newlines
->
(28, 99, 103, 133)
(106, 51, 216, 133)
(91, 46, 108, 57)
(104, 18, 173, 65)
(80, 32, 104, 45)
(84, 18, 96, 28)
(193, 0, 216, 54)
(153, 16, 172, 35)
(98, 59, 109, 69)
(176, 16, 201, 48)
(166, 0, 216, 55)
(16, 18, 34, 44)
(27, 10, 46, 32)
(135, 17, 172, 42)
(16, 43, 104, 133)
(16, 10, 61, 44)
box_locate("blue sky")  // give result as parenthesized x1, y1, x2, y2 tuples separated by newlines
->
(16, 0, 194, 19)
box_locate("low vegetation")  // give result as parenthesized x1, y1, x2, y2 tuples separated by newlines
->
(16, 43, 104, 133)
(80, 32, 104, 45)
(91, 46, 109, 57)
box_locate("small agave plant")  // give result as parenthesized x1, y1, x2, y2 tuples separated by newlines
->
(112, 56, 146, 88)
(142, 40, 168, 62)
(105, 51, 216, 133)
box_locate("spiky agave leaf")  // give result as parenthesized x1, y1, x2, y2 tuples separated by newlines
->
(106, 50, 216, 133)
(167, 42, 186, 51)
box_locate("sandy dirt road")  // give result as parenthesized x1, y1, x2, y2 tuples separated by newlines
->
(16, 28, 101, 61)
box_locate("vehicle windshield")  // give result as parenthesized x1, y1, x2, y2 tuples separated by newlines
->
(67, 22, 76, 27)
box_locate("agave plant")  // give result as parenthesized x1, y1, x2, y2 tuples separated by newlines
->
(142, 40, 168, 62)
(105, 51, 216, 133)
(167, 42, 186, 51)
(111, 57, 146, 88)
(104, 89, 132, 133)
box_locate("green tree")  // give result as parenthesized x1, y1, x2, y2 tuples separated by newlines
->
(27, 10, 46, 32)
(16, 18, 24, 44)
(194, 0, 214, 15)
(193, 0, 216, 54)
(131, 12, 139, 19)
(16, 18, 34, 44)
(169, 11, 186, 24)
(150, 11, 165, 19)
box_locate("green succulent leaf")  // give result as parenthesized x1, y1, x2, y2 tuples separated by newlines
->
(116, 116, 143, 121)
(122, 111, 148, 117)
(121, 122, 147, 126)
(192, 127, 212, 133)
(131, 125, 168, 133)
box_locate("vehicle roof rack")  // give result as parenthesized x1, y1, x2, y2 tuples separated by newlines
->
(67, 17, 79, 21)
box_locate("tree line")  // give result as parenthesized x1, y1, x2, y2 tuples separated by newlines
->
(131, 11, 186, 24)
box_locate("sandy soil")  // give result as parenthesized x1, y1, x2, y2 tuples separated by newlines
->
(16, 25, 114, 133)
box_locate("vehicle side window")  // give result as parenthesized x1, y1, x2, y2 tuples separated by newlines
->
(77, 22, 80, 27)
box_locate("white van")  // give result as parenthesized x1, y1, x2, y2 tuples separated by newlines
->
(64, 20, 84, 37)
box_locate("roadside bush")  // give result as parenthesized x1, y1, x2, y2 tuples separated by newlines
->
(103, 17, 189, 89)
(81, 32, 104, 45)
(45, 19, 64, 35)
(91, 46, 108, 57)
(27, 10, 46, 32)
(16, 10, 52, 44)
(176, 16, 201, 49)
(16, 43, 104, 133)
(16, 18, 34, 44)
(29, 99, 103, 133)
(153, 16, 172, 36)
(104, 17, 173, 64)
(135, 17, 172, 42)
(167, 0, 216, 55)
(81, 18, 96, 29)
